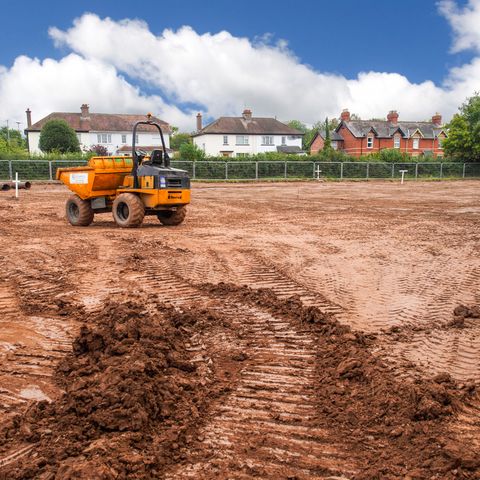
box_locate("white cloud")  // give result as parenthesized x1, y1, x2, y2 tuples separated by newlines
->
(438, 0, 480, 53)
(1, 4, 479, 132)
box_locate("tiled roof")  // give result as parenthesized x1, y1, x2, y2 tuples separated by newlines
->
(276, 146, 305, 154)
(193, 117, 304, 136)
(313, 128, 344, 141)
(27, 113, 171, 134)
(340, 120, 444, 139)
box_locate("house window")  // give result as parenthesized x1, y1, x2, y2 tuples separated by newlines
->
(394, 135, 401, 149)
(367, 136, 374, 148)
(438, 137, 444, 149)
(281, 136, 286, 145)
(121, 134, 127, 144)
(97, 134, 112, 144)
(236, 135, 249, 145)
(262, 136, 274, 145)
(223, 135, 228, 145)
(332, 141, 338, 150)
(413, 137, 419, 149)
(135, 134, 139, 144)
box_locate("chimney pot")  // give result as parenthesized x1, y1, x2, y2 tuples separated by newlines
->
(80, 104, 90, 118)
(196, 112, 202, 131)
(432, 113, 442, 126)
(387, 110, 399, 125)
(340, 109, 350, 122)
(243, 108, 252, 120)
(26, 108, 32, 128)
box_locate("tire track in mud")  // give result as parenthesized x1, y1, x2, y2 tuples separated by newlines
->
(167, 300, 356, 480)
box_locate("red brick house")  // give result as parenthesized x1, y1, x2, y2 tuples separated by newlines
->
(311, 109, 447, 158)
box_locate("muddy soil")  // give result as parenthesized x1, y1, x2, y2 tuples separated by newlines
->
(0, 181, 479, 478)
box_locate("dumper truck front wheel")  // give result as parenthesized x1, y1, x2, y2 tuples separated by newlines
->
(66, 194, 94, 226)
(113, 193, 145, 228)
(157, 206, 186, 226)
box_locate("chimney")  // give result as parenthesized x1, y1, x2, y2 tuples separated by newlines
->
(340, 109, 350, 122)
(387, 110, 399, 125)
(196, 112, 202, 131)
(243, 108, 252, 121)
(432, 113, 442, 126)
(26, 108, 32, 128)
(80, 104, 90, 118)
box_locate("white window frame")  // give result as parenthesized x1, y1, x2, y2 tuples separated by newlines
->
(281, 136, 286, 145)
(97, 133, 112, 144)
(121, 134, 127, 144)
(367, 136, 374, 148)
(412, 137, 419, 150)
(236, 135, 249, 145)
(262, 135, 274, 145)
(223, 135, 228, 145)
(394, 135, 401, 149)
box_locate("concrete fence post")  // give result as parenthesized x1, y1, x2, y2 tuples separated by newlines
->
(391, 163, 395, 178)
(415, 163, 418, 179)
(462, 163, 466, 178)
(255, 161, 258, 180)
(49, 161, 53, 181)
(192, 161, 196, 180)
(225, 162, 228, 180)
(340, 162, 344, 180)
(8, 160, 13, 181)
(366, 163, 370, 180)
(440, 163, 443, 178)
(284, 162, 287, 179)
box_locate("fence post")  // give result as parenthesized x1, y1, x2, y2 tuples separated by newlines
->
(225, 162, 228, 180)
(192, 161, 196, 180)
(284, 162, 287, 179)
(340, 162, 344, 180)
(440, 163, 443, 178)
(255, 161, 258, 180)
(49, 161, 53, 181)
(462, 163, 466, 178)
(366, 163, 369, 180)
(415, 163, 418, 180)
(8, 160, 13, 180)
(391, 163, 395, 178)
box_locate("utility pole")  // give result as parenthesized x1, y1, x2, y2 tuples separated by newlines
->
(6, 120, 10, 144)
(16, 121, 21, 132)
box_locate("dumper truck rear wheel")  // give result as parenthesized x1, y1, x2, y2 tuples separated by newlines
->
(66, 195, 94, 226)
(113, 193, 145, 228)
(157, 206, 186, 226)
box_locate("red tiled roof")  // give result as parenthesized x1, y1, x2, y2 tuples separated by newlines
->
(27, 113, 171, 134)
(116, 145, 172, 152)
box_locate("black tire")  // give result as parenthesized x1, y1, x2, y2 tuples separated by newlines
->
(112, 193, 145, 228)
(66, 194, 94, 226)
(157, 206, 186, 226)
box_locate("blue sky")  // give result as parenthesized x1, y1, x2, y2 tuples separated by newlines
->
(1, 0, 470, 83)
(1, 0, 479, 129)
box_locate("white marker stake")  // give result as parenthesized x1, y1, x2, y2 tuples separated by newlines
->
(315, 167, 322, 181)
(14, 172, 19, 198)
(399, 169, 408, 185)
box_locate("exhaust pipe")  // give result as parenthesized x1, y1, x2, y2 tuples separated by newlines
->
(1, 181, 32, 191)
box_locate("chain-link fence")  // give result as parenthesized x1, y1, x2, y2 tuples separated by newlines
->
(1, 159, 479, 181)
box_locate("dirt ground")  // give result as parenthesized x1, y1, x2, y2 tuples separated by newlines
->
(0, 180, 479, 479)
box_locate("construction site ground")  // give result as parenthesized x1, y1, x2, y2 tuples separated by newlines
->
(0, 180, 479, 479)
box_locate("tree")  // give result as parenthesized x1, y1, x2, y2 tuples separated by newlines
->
(170, 133, 192, 151)
(443, 93, 480, 162)
(179, 142, 205, 161)
(39, 120, 80, 153)
(0, 127, 26, 149)
(85, 144, 109, 156)
(323, 117, 332, 152)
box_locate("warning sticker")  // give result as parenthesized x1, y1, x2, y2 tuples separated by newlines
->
(70, 173, 89, 184)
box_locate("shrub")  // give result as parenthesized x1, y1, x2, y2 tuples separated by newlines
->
(39, 120, 81, 153)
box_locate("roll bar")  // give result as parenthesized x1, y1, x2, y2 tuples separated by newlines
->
(131, 115, 170, 188)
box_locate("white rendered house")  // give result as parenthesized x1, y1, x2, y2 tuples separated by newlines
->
(192, 109, 304, 157)
(25, 104, 171, 155)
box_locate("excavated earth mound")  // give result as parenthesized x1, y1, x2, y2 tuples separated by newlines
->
(0, 298, 241, 480)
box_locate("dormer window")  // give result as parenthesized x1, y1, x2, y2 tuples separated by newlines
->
(413, 137, 419, 149)
(394, 134, 401, 149)
(367, 136, 374, 148)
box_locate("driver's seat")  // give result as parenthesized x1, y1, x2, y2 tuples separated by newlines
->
(150, 149, 163, 165)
